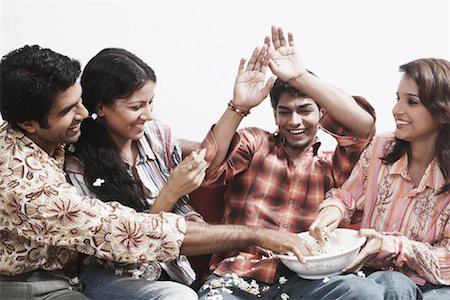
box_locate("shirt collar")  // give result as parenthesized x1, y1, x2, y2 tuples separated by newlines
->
(4, 122, 65, 169)
(389, 153, 445, 191)
(424, 159, 445, 191)
(273, 131, 322, 156)
(135, 133, 156, 164)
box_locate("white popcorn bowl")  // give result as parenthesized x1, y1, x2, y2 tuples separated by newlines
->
(277, 228, 366, 279)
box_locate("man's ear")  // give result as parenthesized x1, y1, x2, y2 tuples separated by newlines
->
(319, 108, 325, 117)
(96, 103, 106, 117)
(318, 108, 326, 123)
(17, 120, 39, 134)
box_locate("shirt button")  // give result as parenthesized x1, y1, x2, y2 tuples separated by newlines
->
(283, 223, 288, 228)
(288, 199, 294, 204)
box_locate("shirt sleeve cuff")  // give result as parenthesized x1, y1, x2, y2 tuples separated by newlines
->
(319, 199, 350, 225)
(160, 212, 187, 258)
(375, 235, 398, 262)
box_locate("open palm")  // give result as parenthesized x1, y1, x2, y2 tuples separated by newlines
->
(232, 45, 275, 110)
(269, 26, 307, 82)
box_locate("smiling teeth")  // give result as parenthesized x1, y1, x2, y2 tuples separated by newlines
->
(289, 129, 305, 134)
(396, 120, 411, 125)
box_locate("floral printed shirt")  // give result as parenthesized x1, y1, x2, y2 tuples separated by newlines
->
(0, 121, 186, 276)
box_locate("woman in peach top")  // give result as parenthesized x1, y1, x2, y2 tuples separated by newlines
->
(310, 58, 449, 300)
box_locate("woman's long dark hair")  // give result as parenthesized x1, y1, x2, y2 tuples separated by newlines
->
(382, 58, 450, 194)
(74, 48, 157, 211)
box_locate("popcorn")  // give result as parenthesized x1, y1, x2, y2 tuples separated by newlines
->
(322, 277, 330, 283)
(93, 178, 105, 187)
(203, 273, 272, 297)
(356, 270, 366, 277)
(67, 144, 76, 153)
(114, 269, 123, 276)
(278, 276, 288, 284)
(281, 293, 290, 300)
(208, 289, 219, 296)
(308, 235, 343, 256)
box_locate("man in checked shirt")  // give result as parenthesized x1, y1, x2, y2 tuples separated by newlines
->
(198, 26, 382, 299)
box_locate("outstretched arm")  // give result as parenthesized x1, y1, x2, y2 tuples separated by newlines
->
(181, 221, 310, 263)
(207, 45, 276, 172)
(268, 26, 374, 137)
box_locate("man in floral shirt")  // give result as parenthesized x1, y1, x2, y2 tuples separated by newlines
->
(0, 45, 308, 299)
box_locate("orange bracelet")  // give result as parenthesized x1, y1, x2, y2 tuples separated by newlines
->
(227, 100, 250, 117)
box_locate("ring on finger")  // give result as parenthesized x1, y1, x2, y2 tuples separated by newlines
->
(187, 163, 193, 170)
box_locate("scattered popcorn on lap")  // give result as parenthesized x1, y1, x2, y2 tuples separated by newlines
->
(278, 276, 288, 284)
(206, 295, 223, 300)
(322, 277, 330, 283)
(356, 270, 366, 277)
(281, 293, 290, 300)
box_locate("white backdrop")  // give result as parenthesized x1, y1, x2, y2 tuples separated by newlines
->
(1, 0, 449, 150)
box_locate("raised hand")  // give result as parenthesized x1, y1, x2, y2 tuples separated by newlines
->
(232, 44, 276, 111)
(268, 25, 307, 82)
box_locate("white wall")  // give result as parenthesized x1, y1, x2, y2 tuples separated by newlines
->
(1, 0, 449, 150)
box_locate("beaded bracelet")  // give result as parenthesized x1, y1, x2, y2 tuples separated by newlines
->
(227, 100, 251, 117)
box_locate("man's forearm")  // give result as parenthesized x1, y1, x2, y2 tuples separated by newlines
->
(289, 73, 374, 137)
(207, 108, 243, 172)
(180, 221, 261, 255)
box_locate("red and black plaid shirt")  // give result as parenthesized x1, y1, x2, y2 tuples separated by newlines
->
(200, 96, 375, 284)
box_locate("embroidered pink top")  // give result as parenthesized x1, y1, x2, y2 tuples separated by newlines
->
(320, 133, 450, 286)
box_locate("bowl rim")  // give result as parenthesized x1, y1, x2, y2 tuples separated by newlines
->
(276, 228, 366, 262)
